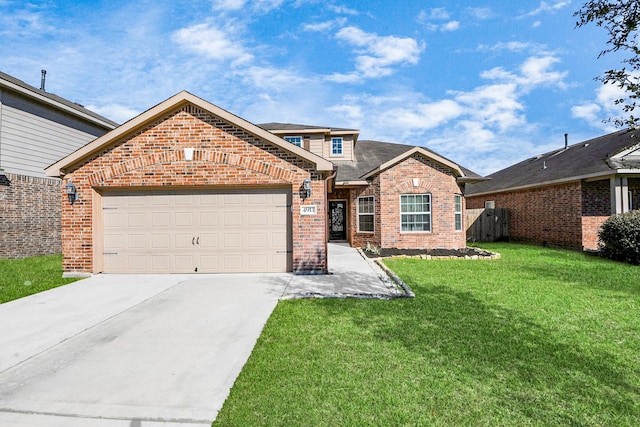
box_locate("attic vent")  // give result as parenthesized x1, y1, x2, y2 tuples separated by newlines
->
(584, 143, 589, 147)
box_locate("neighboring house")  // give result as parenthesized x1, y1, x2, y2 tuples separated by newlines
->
(0, 71, 117, 258)
(46, 91, 483, 276)
(466, 129, 640, 250)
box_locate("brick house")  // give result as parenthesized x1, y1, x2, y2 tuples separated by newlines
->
(46, 91, 483, 276)
(0, 71, 117, 258)
(466, 130, 640, 250)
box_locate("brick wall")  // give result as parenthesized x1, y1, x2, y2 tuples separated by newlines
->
(467, 181, 584, 249)
(581, 179, 611, 250)
(0, 172, 61, 258)
(378, 154, 465, 249)
(62, 104, 327, 274)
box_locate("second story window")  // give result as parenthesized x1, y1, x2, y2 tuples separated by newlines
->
(284, 136, 302, 147)
(331, 137, 343, 155)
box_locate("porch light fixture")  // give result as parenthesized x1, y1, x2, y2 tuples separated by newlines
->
(65, 181, 78, 204)
(302, 178, 312, 199)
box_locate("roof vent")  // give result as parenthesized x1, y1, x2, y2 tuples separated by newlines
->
(543, 161, 547, 169)
(40, 69, 46, 91)
(564, 133, 568, 149)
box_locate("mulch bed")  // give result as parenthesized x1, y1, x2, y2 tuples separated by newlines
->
(363, 246, 496, 259)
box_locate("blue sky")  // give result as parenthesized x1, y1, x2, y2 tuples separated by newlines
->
(0, 0, 629, 175)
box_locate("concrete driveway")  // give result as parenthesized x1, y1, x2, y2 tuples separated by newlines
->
(0, 273, 290, 426)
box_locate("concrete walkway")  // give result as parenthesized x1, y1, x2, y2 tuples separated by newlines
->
(284, 243, 401, 298)
(0, 244, 398, 426)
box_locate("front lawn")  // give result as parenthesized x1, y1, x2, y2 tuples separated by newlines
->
(0, 254, 77, 304)
(213, 243, 640, 426)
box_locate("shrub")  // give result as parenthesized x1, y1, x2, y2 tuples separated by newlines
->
(598, 210, 640, 265)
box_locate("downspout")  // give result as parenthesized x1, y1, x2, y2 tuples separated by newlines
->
(323, 166, 338, 273)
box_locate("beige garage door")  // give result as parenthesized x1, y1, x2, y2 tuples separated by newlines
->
(101, 189, 291, 273)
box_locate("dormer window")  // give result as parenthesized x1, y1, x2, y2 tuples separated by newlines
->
(284, 136, 302, 147)
(331, 137, 343, 155)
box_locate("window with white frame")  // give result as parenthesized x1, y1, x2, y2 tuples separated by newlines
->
(400, 194, 431, 232)
(331, 137, 343, 155)
(284, 136, 302, 147)
(454, 194, 463, 231)
(358, 196, 375, 232)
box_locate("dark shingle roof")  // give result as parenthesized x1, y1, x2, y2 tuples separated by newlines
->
(0, 71, 118, 128)
(334, 140, 483, 182)
(466, 129, 640, 195)
(258, 122, 358, 132)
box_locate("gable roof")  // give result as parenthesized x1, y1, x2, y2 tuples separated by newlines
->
(332, 140, 484, 185)
(0, 71, 118, 129)
(45, 91, 334, 177)
(467, 129, 640, 196)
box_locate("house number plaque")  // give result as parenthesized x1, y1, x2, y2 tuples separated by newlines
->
(300, 205, 318, 215)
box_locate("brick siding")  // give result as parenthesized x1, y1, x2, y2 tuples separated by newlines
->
(467, 181, 586, 250)
(333, 154, 465, 250)
(0, 172, 61, 258)
(61, 104, 326, 274)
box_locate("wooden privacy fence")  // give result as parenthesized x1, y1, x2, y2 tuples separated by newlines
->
(466, 208, 509, 242)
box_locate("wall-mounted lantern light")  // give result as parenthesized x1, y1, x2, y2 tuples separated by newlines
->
(65, 181, 78, 204)
(302, 178, 312, 199)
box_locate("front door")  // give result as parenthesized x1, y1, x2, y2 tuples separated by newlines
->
(329, 200, 347, 241)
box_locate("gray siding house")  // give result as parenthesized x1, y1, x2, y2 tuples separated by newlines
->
(0, 71, 117, 258)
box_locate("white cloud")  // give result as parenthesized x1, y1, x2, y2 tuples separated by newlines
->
(385, 100, 464, 130)
(85, 103, 141, 124)
(522, 1, 571, 18)
(572, 83, 629, 131)
(418, 8, 450, 21)
(212, 0, 284, 12)
(417, 8, 460, 31)
(212, 0, 246, 10)
(303, 18, 347, 32)
(481, 56, 568, 91)
(466, 7, 493, 20)
(571, 103, 601, 122)
(239, 65, 310, 90)
(0, 6, 55, 37)
(172, 22, 253, 64)
(477, 41, 550, 54)
(328, 4, 359, 15)
(327, 26, 423, 82)
(441, 21, 460, 32)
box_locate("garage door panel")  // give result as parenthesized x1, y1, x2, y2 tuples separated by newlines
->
(200, 211, 219, 226)
(223, 211, 243, 226)
(102, 188, 291, 273)
(151, 234, 170, 249)
(175, 212, 194, 227)
(223, 255, 243, 271)
(151, 212, 170, 227)
(128, 234, 146, 249)
(198, 233, 218, 249)
(175, 233, 194, 249)
(127, 213, 146, 227)
(248, 233, 267, 248)
(224, 233, 242, 248)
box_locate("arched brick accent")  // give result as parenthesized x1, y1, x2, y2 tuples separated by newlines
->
(87, 149, 296, 186)
(394, 178, 435, 193)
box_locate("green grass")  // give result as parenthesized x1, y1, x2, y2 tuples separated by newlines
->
(0, 254, 77, 304)
(213, 243, 640, 426)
